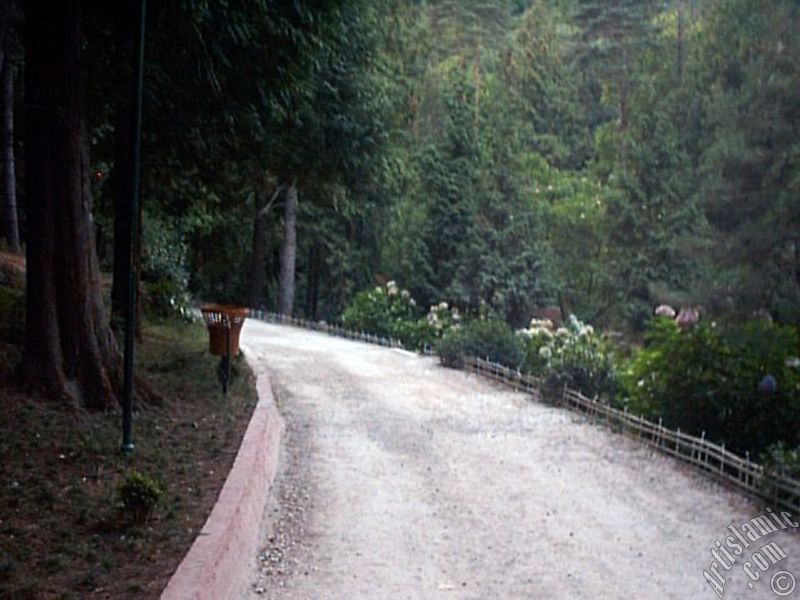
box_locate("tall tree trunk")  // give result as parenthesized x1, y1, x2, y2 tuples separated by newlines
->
(22, 0, 121, 409)
(278, 181, 297, 316)
(247, 191, 268, 308)
(0, 44, 19, 253)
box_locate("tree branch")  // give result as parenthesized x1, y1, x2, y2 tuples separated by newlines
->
(257, 184, 284, 219)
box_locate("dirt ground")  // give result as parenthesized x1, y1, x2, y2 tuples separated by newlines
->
(240, 320, 800, 600)
(0, 319, 257, 600)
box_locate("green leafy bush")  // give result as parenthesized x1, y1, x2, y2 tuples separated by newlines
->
(617, 317, 800, 455)
(760, 442, 800, 481)
(436, 318, 523, 369)
(523, 315, 617, 400)
(118, 470, 163, 522)
(145, 279, 194, 321)
(142, 214, 192, 319)
(342, 281, 417, 335)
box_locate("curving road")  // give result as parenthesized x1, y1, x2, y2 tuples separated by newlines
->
(240, 320, 800, 600)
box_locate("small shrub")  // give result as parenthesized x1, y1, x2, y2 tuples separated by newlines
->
(436, 318, 523, 369)
(118, 470, 163, 522)
(145, 279, 194, 321)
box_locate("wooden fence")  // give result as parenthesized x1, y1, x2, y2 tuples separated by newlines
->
(462, 355, 800, 514)
(250, 310, 800, 513)
(249, 310, 404, 348)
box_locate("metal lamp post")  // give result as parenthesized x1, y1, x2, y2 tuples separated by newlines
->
(122, 0, 147, 455)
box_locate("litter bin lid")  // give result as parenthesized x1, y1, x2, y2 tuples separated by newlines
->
(201, 305, 249, 327)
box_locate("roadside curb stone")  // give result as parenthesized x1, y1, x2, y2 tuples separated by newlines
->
(161, 344, 284, 600)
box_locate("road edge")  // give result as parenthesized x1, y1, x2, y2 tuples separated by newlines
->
(161, 348, 284, 600)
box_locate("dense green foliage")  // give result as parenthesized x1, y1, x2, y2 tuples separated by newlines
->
(437, 318, 524, 369)
(68, 0, 798, 334)
(617, 318, 800, 455)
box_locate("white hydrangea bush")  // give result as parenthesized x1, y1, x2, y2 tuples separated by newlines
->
(523, 314, 617, 400)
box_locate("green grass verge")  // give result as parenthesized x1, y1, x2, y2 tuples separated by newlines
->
(0, 316, 258, 599)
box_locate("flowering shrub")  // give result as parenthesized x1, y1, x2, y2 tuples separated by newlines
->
(617, 317, 800, 455)
(426, 301, 461, 334)
(523, 315, 617, 401)
(341, 284, 465, 350)
(421, 299, 455, 335)
(342, 281, 418, 340)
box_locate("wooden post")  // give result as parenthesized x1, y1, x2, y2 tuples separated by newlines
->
(701, 431, 706, 466)
(745, 451, 750, 488)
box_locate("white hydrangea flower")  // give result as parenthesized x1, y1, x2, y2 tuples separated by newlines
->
(529, 318, 554, 330)
(438, 301, 448, 311)
(538, 346, 552, 360)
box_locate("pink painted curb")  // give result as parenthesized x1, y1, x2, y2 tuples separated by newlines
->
(161, 353, 284, 600)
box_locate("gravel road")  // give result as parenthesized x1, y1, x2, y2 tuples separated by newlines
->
(240, 320, 800, 600)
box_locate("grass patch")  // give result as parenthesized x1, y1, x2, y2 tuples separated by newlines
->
(0, 316, 258, 599)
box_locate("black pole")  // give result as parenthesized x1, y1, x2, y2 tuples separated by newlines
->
(122, 0, 147, 455)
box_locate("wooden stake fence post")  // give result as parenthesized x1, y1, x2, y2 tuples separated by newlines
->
(701, 431, 706, 467)
(745, 451, 750, 488)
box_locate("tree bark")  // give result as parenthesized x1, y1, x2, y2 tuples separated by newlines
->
(0, 42, 19, 253)
(247, 191, 268, 308)
(278, 181, 297, 316)
(21, 0, 121, 409)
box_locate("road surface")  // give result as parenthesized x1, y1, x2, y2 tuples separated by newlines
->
(240, 320, 800, 599)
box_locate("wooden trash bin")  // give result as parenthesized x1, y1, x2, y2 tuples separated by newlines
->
(201, 305, 248, 356)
